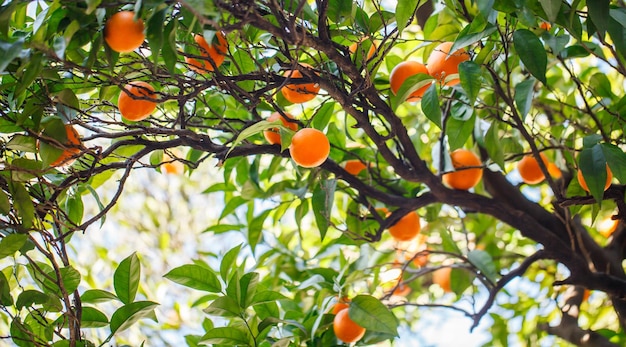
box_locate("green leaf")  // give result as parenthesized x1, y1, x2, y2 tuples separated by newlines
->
(7, 134, 36, 152)
(11, 319, 34, 347)
(203, 295, 241, 317)
(589, 73, 614, 98)
(0, 39, 24, 73)
(421, 83, 442, 129)
(239, 272, 259, 308)
(391, 73, 433, 110)
(588, 0, 609, 36)
(458, 61, 482, 105)
(446, 113, 475, 151)
(81, 307, 109, 328)
(450, 268, 472, 295)
(485, 122, 504, 170)
(467, 250, 497, 282)
(162, 18, 178, 74)
(200, 326, 251, 346)
(476, 0, 495, 18)
(579, 145, 608, 203)
(9, 182, 34, 229)
(164, 264, 221, 292)
(601, 144, 626, 184)
(114, 252, 141, 304)
(80, 289, 119, 304)
(0, 270, 12, 306)
(312, 101, 335, 130)
(395, 0, 419, 33)
(227, 121, 285, 157)
(64, 192, 84, 226)
(36, 266, 81, 298)
(0, 233, 28, 258)
(349, 295, 399, 336)
(109, 301, 158, 335)
(312, 179, 336, 240)
(452, 22, 497, 52)
(250, 290, 288, 305)
(220, 244, 242, 282)
(0, 189, 9, 215)
(248, 209, 271, 254)
(513, 29, 547, 84)
(514, 78, 536, 119)
(147, 8, 166, 63)
(440, 227, 462, 254)
(540, 0, 561, 22)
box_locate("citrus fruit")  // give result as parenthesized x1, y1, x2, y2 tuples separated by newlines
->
(289, 128, 330, 168)
(48, 124, 82, 167)
(388, 211, 421, 242)
(104, 11, 145, 53)
(389, 61, 431, 101)
(333, 308, 366, 343)
(118, 81, 158, 121)
(517, 153, 549, 185)
(185, 32, 228, 73)
(331, 297, 350, 315)
(344, 160, 367, 175)
(442, 149, 483, 190)
(577, 165, 612, 192)
(349, 39, 376, 61)
(281, 64, 320, 103)
(433, 267, 452, 293)
(161, 151, 184, 175)
(263, 112, 298, 145)
(597, 217, 619, 238)
(426, 41, 470, 86)
(540, 22, 552, 31)
(392, 282, 411, 296)
(547, 162, 562, 179)
(411, 249, 429, 267)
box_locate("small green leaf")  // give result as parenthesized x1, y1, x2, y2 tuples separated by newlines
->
(450, 268, 472, 295)
(579, 145, 608, 203)
(467, 250, 497, 282)
(446, 113, 475, 151)
(0, 39, 24, 73)
(220, 244, 243, 282)
(164, 264, 221, 292)
(0, 189, 9, 215)
(312, 179, 336, 240)
(540, 0, 561, 22)
(588, 0, 610, 36)
(312, 101, 335, 130)
(109, 301, 158, 334)
(458, 61, 482, 105)
(250, 290, 288, 305)
(200, 326, 251, 346)
(6, 134, 36, 152)
(589, 73, 614, 98)
(114, 252, 141, 304)
(0, 271, 13, 306)
(9, 182, 34, 229)
(440, 227, 462, 254)
(601, 144, 626, 184)
(391, 73, 433, 110)
(248, 209, 271, 254)
(147, 8, 166, 63)
(81, 307, 109, 328)
(421, 83, 442, 129)
(484, 122, 504, 170)
(514, 78, 536, 119)
(80, 289, 119, 304)
(513, 29, 547, 84)
(239, 272, 259, 308)
(203, 295, 241, 317)
(0, 233, 28, 258)
(350, 295, 399, 336)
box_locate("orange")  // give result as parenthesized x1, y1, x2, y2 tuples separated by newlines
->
(161, 151, 184, 175)
(281, 64, 320, 103)
(547, 162, 562, 179)
(583, 289, 591, 302)
(426, 42, 470, 86)
(432, 267, 452, 293)
(118, 81, 158, 121)
(392, 282, 411, 296)
(517, 153, 549, 185)
(442, 149, 483, 190)
(104, 11, 145, 53)
(333, 308, 366, 343)
(48, 125, 82, 167)
(349, 39, 376, 61)
(577, 165, 613, 192)
(344, 160, 367, 175)
(185, 32, 228, 73)
(540, 22, 552, 31)
(263, 112, 298, 145)
(411, 249, 429, 267)
(389, 61, 431, 101)
(331, 297, 350, 315)
(388, 211, 421, 242)
(289, 128, 330, 168)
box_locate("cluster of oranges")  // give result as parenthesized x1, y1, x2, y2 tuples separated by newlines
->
(390, 41, 470, 101)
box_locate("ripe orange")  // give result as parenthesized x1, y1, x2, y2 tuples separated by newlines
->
(442, 149, 483, 190)
(540, 22, 552, 31)
(289, 128, 330, 168)
(161, 151, 184, 175)
(517, 153, 549, 185)
(411, 249, 429, 267)
(577, 165, 613, 192)
(104, 11, 145, 53)
(388, 211, 421, 242)
(426, 42, 470, 86)
(389, 61, 431, 101)
(432, 267, 452, 293)
(281, 64, 320, 103)
(48, 125, 82, 167)
(263, 112, 298, 145)
(583, 289, 591, 302)
(349, 39, 376, 61)
(547, 162, 562, 179)
(392, 282, 411, 296)
(333, 308, 366, 343)
(597, 217, 619, 238)
(344, 160, 367, 175)
(118, 81, 158, 121)
(185, 32, 228, 73)
(331, 297, 350, 315)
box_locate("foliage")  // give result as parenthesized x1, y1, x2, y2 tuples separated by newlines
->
(1, 0, 626, 346)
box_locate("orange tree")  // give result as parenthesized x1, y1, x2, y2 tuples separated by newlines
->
(1, 0, 626, 346)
